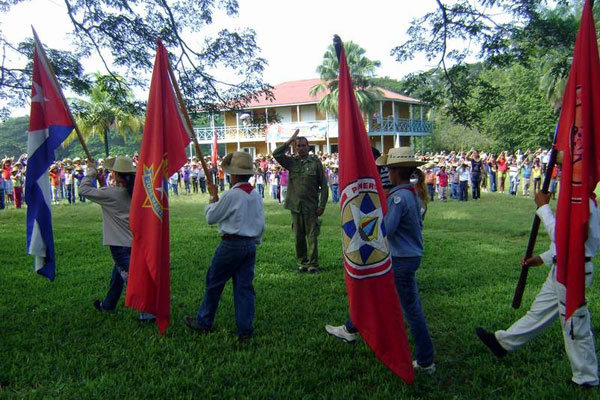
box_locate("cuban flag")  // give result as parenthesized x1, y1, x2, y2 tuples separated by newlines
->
(26, 31, 74, 281)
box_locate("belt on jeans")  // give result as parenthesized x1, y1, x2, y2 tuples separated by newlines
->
(221, 234, 253, 241)
(552, 256, 592, 263)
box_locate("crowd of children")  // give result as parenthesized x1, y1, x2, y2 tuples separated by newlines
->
(0, 147, 556, 210)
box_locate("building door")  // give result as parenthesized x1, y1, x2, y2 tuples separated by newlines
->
(240, 147, 256, 160)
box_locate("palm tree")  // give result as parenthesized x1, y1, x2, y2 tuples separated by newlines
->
(310, 41, 382, 116)
(65, 73, 143, 157)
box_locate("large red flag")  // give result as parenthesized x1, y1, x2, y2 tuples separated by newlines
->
(125, 41, 190, 333)
(336, 38, 414, 383)
(555, 0, 600, 320)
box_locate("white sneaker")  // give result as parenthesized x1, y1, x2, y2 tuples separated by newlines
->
(412, 360, 436, 374)
(325, 324, 359, 343)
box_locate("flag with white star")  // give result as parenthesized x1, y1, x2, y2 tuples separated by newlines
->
(336, 36, 414, 384)
(26, 30, 75, 281)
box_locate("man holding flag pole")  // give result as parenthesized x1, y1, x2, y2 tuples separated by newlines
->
(476, 0, 600, 388)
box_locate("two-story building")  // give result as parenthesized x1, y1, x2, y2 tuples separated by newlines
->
(193, 78, 433, 159)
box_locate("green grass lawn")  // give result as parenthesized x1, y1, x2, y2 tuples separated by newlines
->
(1, 189, 599, 399)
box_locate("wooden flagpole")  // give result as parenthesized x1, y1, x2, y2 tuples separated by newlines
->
(163, 47, 214, 187)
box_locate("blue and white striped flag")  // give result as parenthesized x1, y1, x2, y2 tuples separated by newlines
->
(25, 30, 74, 281)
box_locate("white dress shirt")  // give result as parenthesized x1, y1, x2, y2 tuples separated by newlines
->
(205, 182, 265, 242)
(537, 199, 600, 266)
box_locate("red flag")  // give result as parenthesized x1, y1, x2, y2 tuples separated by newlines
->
(555, 0, 600, 320)
(212, 131, 218, 165)
(125, 41, 190, 333)
(337, 39, 414, 383)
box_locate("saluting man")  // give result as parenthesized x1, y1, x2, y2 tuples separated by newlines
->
(273, 129, 328, 273)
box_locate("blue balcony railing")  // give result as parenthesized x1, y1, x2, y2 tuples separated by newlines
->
(369, 117, 433, 135)
(192, 118, 432, 143)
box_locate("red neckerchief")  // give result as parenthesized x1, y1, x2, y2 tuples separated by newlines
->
(236, 183, 254, 194)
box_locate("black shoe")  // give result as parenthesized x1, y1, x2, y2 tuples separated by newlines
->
(183, 315, 211, 333)
(93, 300, 108, 312)
(298, 266, 308, 273)
(238, 333, 253, 342)
(475, 327, 507, 358)
(308, 266, 320, 274)
(567, 379, 599, 389)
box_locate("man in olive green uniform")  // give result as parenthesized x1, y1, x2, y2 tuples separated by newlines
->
(273, 129, 328, 273)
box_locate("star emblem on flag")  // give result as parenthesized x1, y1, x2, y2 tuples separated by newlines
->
(141, 159, 169, 220)
(342, 192, 388, 265)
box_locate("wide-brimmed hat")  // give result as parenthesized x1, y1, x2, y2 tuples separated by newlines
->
(103, 156, 136, 174)
(73, 157, 82, 163)
(221, 152, 255, 175)
(375, 147, 426, 168)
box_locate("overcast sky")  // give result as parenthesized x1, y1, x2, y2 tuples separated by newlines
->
(1, 0, 443, 115)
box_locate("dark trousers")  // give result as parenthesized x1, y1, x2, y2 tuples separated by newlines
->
(292, 211, 320, 267)
(471, 173, 481, 199)
(427, 184, 435, 202)
(459, 181, 468, 201)
(195, 239, 256, 336)
(199, 178, 207, 193)
(192, 177, 198, 193)
(101, 246, 130, 310)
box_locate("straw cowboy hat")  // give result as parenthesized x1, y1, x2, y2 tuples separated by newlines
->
(220, 152, 255, 175)
(103, 156, 136, 174)
(375, 147, 426, 168)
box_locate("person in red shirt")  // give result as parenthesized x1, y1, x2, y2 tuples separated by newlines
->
(437, 166, 449, 201)
(497, 153, 508, 193)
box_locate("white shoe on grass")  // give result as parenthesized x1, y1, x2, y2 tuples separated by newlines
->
(325, 324, 358, 343)
(412, 360, 436, 374)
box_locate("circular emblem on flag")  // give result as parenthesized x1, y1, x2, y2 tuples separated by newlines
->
(341, 178, 391, 279)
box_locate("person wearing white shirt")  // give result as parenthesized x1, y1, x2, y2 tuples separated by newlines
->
(477, 191, 600, 388)
(184, 152, 265, 340)
(458, 164, 470, 201)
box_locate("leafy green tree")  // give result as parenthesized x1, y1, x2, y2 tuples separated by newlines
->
(309, 41, 382, 116)
(479, 64, 557, 151)
(0, 0, 272, 118)
(391, 0, 588, 125)
(66, 73, 143, 157)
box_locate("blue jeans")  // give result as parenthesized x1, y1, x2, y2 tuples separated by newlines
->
(170, 182, 178, 195)
(427, 184, 435, 202)
(0, 187, 4, 209)
(101, 246, 130, 310)
(271, 184, 278, 200)
(345, 256, 434, 366)
(196, 239, 256, 336)
(256, 184, 264, 198)
(489, 172, 497, 192)
(510, 176, 519, 195)
(331, 184, 339, 203)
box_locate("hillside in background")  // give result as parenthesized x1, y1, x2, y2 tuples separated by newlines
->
(0, 116, 142, 160)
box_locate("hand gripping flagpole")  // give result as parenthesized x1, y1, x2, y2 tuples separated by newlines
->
(31, 27, 94, 162)
(511, 126, 559, 308)
(162, 42, 214, 187)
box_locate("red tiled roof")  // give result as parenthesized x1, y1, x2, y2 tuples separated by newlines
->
(246, 78, 422, 108)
